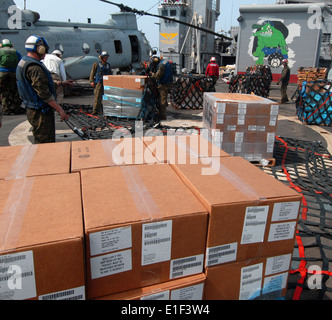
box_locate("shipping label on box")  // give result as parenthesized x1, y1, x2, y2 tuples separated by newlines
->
(82, 164, 208, 298)
(171, 157, 302, 267)
(0, 174, 85, 300)
(94, 273, 206, 300)
(204, 253, 292, 300)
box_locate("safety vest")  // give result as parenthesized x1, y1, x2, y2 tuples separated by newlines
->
(16, 56, 56, 111)
(158, 59, 173, 85)
(0, 47, 20, 72)
(95, 61, 111, 84)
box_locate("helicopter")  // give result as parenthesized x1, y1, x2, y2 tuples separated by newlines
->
(0, 0, 152, 79)
(0, 0, 232, 80)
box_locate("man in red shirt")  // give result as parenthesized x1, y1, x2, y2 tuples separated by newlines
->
(205, 57, 220, 87)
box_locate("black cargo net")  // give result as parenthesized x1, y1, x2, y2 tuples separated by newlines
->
(296, 80, 332, 126)
(170, 75, 215, 109)
(62, 103, 200, 140)
(229, 65, 273, 98)
(261, 136, 332, 300)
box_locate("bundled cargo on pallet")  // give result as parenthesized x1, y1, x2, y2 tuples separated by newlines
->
(103, 75, 147, 119)
(170, 75, 215, 109)
(171, 156, 302, 300)
(81, 164, 208, 299)
(203, 92, 279, 164)
(297, 67, 327, 89)
(296, 80, 332, 126)
(229, 65, 273, 98)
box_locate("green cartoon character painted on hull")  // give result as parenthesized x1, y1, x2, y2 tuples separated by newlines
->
(252, 21, 289, 68)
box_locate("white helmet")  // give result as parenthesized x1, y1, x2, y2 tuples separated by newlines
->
(25, 35, 49, 54)
(1, 39, 12, 47)
(52, 49, 63, 57)
(210, 57, 216, 62)
(100, 51, 109, 58)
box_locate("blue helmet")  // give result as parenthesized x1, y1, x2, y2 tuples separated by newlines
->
(25, 35, 49, 55)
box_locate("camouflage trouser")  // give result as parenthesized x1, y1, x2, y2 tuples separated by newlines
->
(281, 82, 289, 103)
(51, 73, 64, 105)
(26, 108, 56, 144)
(0, 71, 23, 114)
(93, 82, 104, 115)
(158, 84, 171, 121)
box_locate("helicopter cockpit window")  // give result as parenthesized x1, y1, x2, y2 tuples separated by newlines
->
(95, 43, 102, 54)
(82, 43, 90, 54)
(114, 40, 122, 54)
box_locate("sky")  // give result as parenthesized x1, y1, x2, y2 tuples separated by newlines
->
(14, 0, 277, 48)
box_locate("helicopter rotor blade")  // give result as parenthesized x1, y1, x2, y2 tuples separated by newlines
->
(99, 0, 233, 41)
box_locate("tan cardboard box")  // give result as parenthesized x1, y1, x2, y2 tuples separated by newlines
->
(121, 75, 147, 90)
(0, 142, 71, 180)
(71, 138, 157, 173)
(103, 75, 123, 88)
(203, 93, 279, 160)
(171, 157, 302, 267)
(81, 164, 208, 299)
(142, 135, 230, 164)
(0, 173, 85, 300)
(93, 273, 206, 300)
(103, 75, 147, 90)
(204, 253, 292, 300)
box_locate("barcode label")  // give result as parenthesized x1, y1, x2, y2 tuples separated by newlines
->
(241, 206, 269, 245)
(206, 243, 237, 266)
(39, 286, 85, 300)
(141, 290, 170, 300)
(238, 115, 245, 125)
(270, 105, 279, 116)
(239, 263, 263, 300)
(0, 251, 36, 300)
(142, 220, 172, 266)
(170, 254, 204, 279)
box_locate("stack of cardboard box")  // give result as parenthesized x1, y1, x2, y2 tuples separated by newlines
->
(0, 135, 301, 300)
(0, 142, 86, 300)
(170, 156, 301, 300)
(203, 92, 279, 163)
(297, 67, 327, 89)
(102, 75, 147, 119)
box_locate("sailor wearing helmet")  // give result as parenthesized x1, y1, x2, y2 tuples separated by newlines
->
(16, 35, 69, 143)
(89, 51, 111, 115)
(277, 59, 290, 104)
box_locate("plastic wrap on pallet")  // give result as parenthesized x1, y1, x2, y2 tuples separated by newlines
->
(170, 75, 215, 109)
(296, 80, 332, 125)
(103, 86, 144, 119)
(203, 92, 278, 162)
